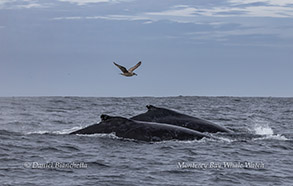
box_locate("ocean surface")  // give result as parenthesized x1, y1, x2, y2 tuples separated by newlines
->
(0, 96, 292, 186)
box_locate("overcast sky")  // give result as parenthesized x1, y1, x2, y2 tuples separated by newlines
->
(1, 0, 293, 97)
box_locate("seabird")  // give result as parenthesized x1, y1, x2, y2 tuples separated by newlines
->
(113, 61, 142, 77)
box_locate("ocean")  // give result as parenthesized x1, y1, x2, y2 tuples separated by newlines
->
(0, 96, 292, 186)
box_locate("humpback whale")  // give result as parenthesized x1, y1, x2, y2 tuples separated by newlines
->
(131, 105, 231, 133)
(70, 115, 210, 142)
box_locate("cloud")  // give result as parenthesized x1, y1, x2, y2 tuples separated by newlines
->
(53, 15, 150, 21)
(58, 0, 110, 5)
(87, 15, 149, 21)
(145, 4, 293, 19)
(228, 0, 293, 6)
(188, 26, 293, 41)
(146, 7, 197, 17)
(242, 6, 293, 18)
(52, 16, 83, 20)
(0, 0, 130, 9)
(15, 3, 43, 9)
(0, 0, 15, 5)
(142, 4, 293, 45)
(58, 0, 132, 5)
(0, 0, 49, 9)
(51, 1, 293, 46)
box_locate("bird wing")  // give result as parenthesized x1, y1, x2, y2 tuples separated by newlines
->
(128, 61, 142, 72)
(113, 62, 128, 73)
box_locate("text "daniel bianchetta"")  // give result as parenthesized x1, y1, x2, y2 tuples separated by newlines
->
(23, 162, 88, 169)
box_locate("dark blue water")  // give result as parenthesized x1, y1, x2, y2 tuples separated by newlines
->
(1, 96, 292, 186)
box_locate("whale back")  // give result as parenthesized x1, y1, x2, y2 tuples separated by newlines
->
(131, 105, 231, 133)
(100, 115, 211, 141)
(131, 105, 185, 120)
(70, 115, 135, 135)
(70, 114, 211, 141)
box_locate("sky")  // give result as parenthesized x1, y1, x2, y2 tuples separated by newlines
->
(1, 0, 293, 97)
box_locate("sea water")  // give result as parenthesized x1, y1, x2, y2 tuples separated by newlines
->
(0, 96, 292, 185)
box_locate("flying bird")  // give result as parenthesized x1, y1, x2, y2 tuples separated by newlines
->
(113, 61, 142, 77)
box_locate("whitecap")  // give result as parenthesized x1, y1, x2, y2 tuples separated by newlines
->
(75, 132, 120, 140)
(249, 120, 289, 141)
(252, 124, 288, 141)
(26, 130, 51, 135)
(253, 134, 289, 141)
(26, 126, 83, 135)
(53, 127, 83, 134)
(254, 125, 274, 135)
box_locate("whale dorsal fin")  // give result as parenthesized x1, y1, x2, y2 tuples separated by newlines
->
(101, 114, 111, 121)
(146, 105, 157, 110)
(145, 105, 181, 116)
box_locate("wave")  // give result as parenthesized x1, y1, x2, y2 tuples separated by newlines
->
(75, 133, 120, 139)
(26, 126, 83, 135)
(151, 136, 218, 144)
(54, 127, 83, 134)
(253, 134, 289, 141)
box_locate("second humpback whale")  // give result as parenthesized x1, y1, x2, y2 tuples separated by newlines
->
(131, 105, 232, 133)
(70, 115, 210, 142)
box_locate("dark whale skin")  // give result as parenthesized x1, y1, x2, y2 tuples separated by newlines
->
(70, 115, 211, 142)
(131, 105, 232, 133)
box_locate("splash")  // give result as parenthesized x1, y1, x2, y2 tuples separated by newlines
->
(254, 125, 274, 135)
(253, 123, 288, 141)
